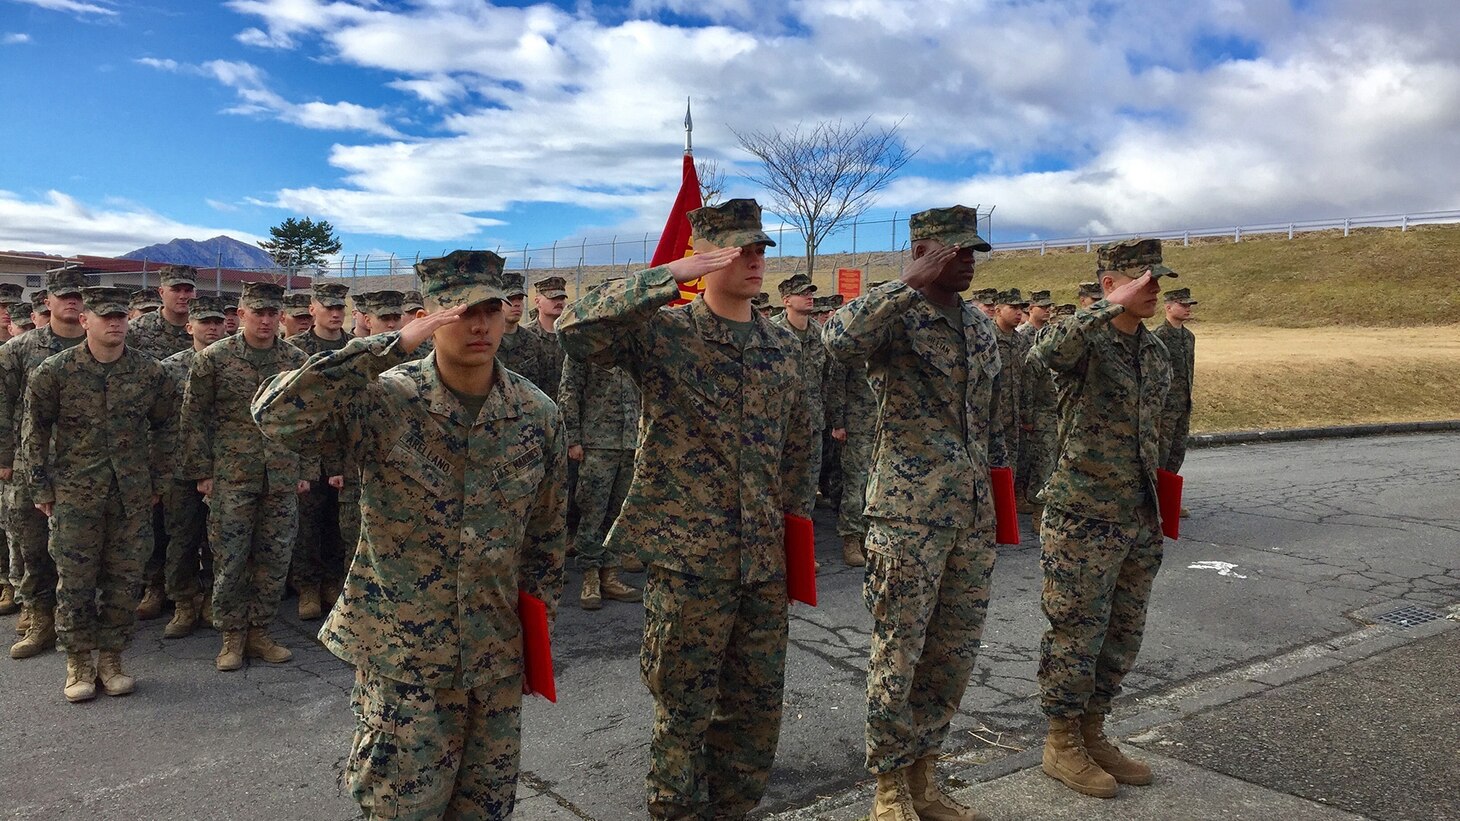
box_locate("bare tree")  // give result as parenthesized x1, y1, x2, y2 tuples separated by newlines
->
(696, 158, 727, 207)
(733, 117, 915, 276)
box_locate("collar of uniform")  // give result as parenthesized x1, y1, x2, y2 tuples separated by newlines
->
(40, 325, 83, 352)
(421, 352, 523, 427)
(910, 290, 982, 333)
(77, 340, 141, 373)
(223, 332, 282, 363)
(688, 296, 776, 349)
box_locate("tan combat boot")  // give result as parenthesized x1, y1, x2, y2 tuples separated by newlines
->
(1042, 716, 1117, 798)
(842, 534, 865, 567)
(600, 568, 642, 603)
(96, 650, 136, 696)
(11, 605, 56, 659)
(216, 630, 245, 672)
(871, 768, 919, 821)
(64, 651, 97, 703)
(200, 590, 214, 626)
(0, 582, 18, 616)
(245, 627, 293, 663)
(1179, 506, 1191, 519)
(135, 585, 165, 620)
(620, 553, 645, 573)
(1081, 713, 1153, 785)
(297, 585, 322, 620)
(907, 756, 989, 821)
(579, 571, 602, 611)
(16, 603, 31, 634)
(163, 597, 200, 639)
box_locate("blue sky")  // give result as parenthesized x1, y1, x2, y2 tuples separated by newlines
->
(3, 0, 1459, 266)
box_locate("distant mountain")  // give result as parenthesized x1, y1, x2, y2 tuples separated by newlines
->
(122, 235, 279, 270)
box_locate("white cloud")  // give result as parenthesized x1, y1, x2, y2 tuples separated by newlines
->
(9, 0, 116, 16)
(2, 32, 32, 44)
(0, 190, 264, 257)
(209, 0, 1460, 243)
(205, 198, 240, 212)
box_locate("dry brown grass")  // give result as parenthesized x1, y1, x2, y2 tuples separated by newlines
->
(1189, 323, 1460, 432)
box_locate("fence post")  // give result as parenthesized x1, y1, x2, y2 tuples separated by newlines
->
(551, 241, 558, 270)
(778, 225, 784, 258)
(1344, 218, 1351, 237)
(1234, 226, 1242, 243)
(1085, 237, 1091, 252)
(1183, 231, 1190, 247)
(1040, 240, 1046, 256)
(851, 217, 858, 274)
(1288, 223, 1294, 240)
(611, 235, 617, 266)
(643, 233, 649, 265)
(890, 212, 898, 260)
(1402, 215, 1408, 232)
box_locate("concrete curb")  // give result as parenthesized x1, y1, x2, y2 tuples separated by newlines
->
(1189, 419, 1460, 449)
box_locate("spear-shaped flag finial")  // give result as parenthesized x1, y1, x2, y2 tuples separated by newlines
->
(684, 97, 693, 155)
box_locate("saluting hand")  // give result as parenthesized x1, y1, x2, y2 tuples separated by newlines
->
(328, 475, 345, 490)
(665, 247, 741, 284)
(901, 244, 961, 290)
(1105, 271, 1158, 312)
(399, 305, 468, 354)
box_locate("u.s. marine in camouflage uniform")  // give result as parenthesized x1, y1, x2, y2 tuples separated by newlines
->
(526, 276, 567, 401)
(827, 310, 878, 567)
(823, 205, 1004, 821)
(156, 296, 228, 639)
(498, 277, 556, 395)
(179, 282, 308, 672)
(1151, 288, 1197, 480)
(0, 286, 19, 615)
(559, 348, 643, 610)
(1019, 290, 1060, 511)
(772, 274, 843, 514)
(991, 288, 1031, 496)
(253, 249, 566, 821)
(26, 286, 176, 702)
(2, 268, 90, 660)
(559, 199, 813, 820)
(1029, 237, 1174, 799)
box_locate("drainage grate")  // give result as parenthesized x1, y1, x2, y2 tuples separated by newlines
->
(1374, 605, 1443, 629)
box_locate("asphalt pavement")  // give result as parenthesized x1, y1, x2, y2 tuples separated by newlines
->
(2, 431, 1457, 820)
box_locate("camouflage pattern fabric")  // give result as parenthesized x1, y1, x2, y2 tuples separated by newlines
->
(180, 334, 309, 631)
(828, 354, 877, 539)
(25, 344, 175, 652)
(640, 567, 787, 818)
(0, 326, 87, 610)
(128, 309, 192, 361)
(771, 312, 843, 511)
(251, 332, 567, 689)
(160, 348, 210, 602)
(862, 518, 996, 773)
(1027, 299, 1171, 523)
(558, 356, 640, 569)
(498, 325, 556, 396)
(525, 320, 565, 402)
(993, 325, 1030, 486)
(347, 667, 522, 820)
(1018, 323, 1061, 504)
(1038, 505, 1163, 718)
(1151, 320, 1195, 473)
(821, 280, 1006, 529)
(556, 265, 813, 581)
(287, 328, 356, 586)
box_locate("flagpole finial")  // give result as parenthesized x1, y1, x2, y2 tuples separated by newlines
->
(684, 97, 693, 154)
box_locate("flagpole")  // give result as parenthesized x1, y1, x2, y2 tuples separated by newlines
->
(684, 97, 693, 155)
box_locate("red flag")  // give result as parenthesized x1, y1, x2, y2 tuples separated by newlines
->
(650, 153, 703, 305)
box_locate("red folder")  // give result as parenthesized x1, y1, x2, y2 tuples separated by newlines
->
(1156, 469, 1183, 541)
(518, 590, 557, 703)
(991, 467, 1020, 545)
(784, 514, 818, 606)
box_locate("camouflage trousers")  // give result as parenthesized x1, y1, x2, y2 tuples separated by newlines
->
(48, 488, 151, 653)
(573, 448, 634, 570)
(863, 517, 997, 774)
(1159, 405, 1191, 474)
(1038, 505, 1164, 719)
(641, 567, 788, 819)
(142, 504, 166, 593)
(208, 484, 298, 631)
(163, 479, 211, 603)
(837, 424, 873, 539)
(804, 425, 825, 513)
(1017, 427, 1057, 505)
(347, 667, 522, 821)
(338, 481, 361, 581)
(7, 482, 56, 610)
(289, 482, 345, 587)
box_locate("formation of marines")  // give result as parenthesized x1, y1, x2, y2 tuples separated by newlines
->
(0, 200, 1199, 821)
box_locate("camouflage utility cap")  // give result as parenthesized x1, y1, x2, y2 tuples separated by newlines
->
(30, 289, 50, 313)
(46, 267, 89, 296)
(240, 281, 285, 310)
(1097, 238, 1177, 278)
(502, 271, 527, 299)
(129, 289, 162, 310)
(971, 287, 998, 306)
(1029, 289, 1053, 307)
(0, 283, 22, 301)
(81, 286, 132, 317)
(1076, 281, 1103, 299)
(815, 294, 844, 311)
(534, 276, 567, 299)
(415, 250, 512, 310)
(359, 290, 405, 317)
(158, 264, 199, 287)
(688, 198, 776, 248)
(4, 301, 29, 320)
(869, 280, 890, 288)
(778, 274, 815, 297)
(189, 295, 228, 321)
(996, 288, 1028, 307)
(313, 281, 350, 308)
(908, 205, 992, 252)
(1164, 287, 1199, 305)
(283, 291, 313, 316)
(1054, 303, 1077, 317)
(751, 292, 771, 309)
(402, 290, 425, 313)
